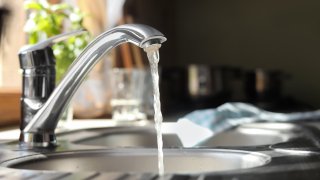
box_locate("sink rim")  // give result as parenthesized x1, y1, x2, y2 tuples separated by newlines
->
(3, 148, 271, 175)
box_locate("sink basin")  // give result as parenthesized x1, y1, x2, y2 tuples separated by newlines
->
(68, 123, 295, 148)
(6, 149, 270, 174)
(71, 126, 182, 148)
(199, 125, 293, 147)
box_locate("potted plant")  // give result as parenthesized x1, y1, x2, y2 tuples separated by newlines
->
(23, 0, 90, 82)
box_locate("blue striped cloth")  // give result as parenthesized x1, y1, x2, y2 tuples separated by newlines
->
(179, 102, 320, 135)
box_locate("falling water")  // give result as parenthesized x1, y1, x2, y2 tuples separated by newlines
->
(144, 44, 164, 176)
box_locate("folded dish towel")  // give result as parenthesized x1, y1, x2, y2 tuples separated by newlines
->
(176, 102, 320, 147)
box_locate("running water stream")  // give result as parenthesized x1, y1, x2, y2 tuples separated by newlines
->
(144, 44, 164, 176)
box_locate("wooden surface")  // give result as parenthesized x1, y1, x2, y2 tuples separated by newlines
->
(0, 88, 20, 126)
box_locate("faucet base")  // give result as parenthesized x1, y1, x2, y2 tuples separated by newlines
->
(19, 132, 57, 148)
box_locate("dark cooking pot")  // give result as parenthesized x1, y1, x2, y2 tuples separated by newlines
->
(245, 69, 287, 103)
(160, 65, 244, 112)
(187, 64, 224, 98)
(185, 65, 244, 108)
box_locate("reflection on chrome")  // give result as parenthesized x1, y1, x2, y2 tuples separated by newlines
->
(19, 24, 166, 147)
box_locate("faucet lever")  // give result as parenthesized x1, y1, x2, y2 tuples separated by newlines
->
(19, 29, 86, 53)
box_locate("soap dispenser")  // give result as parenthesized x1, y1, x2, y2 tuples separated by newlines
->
(18, 30, 86, 132)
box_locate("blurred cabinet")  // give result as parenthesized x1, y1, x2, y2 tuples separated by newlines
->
(0, 88, 20, 126)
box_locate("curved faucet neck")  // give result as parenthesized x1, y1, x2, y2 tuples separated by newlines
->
(20, 24, 166, 147)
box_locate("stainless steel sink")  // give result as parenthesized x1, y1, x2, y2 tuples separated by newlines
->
(6, 149, 270, 174)
(199, 123, 295, 147)
(67, 123, 296, 148)
(71, 126, 182, 148)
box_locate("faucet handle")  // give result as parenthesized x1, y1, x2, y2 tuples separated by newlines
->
(19, 29, 87, 69)
(19, 29, 87, 53)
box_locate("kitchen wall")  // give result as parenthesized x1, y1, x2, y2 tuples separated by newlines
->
(0, 0, 25, 88)
(174, 0, 320, 107)
(2, 0, 318, 109)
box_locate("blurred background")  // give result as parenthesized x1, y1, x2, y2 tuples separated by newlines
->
(0, 0, 319, 126)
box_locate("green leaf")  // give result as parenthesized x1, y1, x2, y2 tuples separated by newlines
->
(24, 1, 43, 10)
(50, 3, 70, 12)
(24, 18, 37, 33)
(38, 0, 50, 9)
(24, 1, 91, 83)
(69, 12, 82, 23)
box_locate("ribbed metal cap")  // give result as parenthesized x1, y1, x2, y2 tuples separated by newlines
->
(19, 46, 55, 69)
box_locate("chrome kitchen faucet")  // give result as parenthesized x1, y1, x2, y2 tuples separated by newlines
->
(18, 24, 166, 147)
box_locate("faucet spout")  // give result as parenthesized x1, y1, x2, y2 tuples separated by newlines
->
(20, 24, 166, 146)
